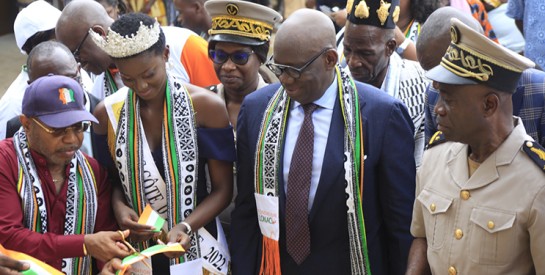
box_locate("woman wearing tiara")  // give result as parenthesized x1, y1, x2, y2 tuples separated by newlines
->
(91, 13, 235, 274)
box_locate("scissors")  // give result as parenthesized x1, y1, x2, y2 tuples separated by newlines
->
(117, 230, 152, 269)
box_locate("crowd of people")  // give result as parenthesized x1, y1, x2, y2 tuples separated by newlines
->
(0, 0, 544, 274)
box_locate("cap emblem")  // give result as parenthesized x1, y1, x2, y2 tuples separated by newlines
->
(226, 3, 239, 15)
(377, 0, 391, 26)
(58, 88, 75, 105)
(451, 25, 460, 44)
(355, 0, 370, 19)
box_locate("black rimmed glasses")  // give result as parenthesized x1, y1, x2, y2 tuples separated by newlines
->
(72, 31, 90, 63)
(209, 49, 255, 65)
(31, 118, 91, 137)
(266, 47, 331, 79)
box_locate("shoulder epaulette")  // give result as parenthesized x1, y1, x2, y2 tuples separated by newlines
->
(522, 140, 545, 173)
(426, 131, 447, 150)
(206, 85, 218, 93)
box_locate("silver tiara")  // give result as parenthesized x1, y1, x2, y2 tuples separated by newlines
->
(90, 21, 160, 58)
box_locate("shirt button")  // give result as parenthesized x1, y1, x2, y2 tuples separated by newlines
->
(448, 266, 457, 275)
(488, 221, 495, 229)
(455, 229, 463, 240)
(430, 203, 436, 212)
(460, 190, 470, 200)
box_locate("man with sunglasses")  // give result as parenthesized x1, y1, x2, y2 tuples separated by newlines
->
(56, 0, 220, 100)
(4, 41, 101, 159)
(232, 8, 416, 275)
(0, 75, 131, 274)
(342, 0, 429, 167)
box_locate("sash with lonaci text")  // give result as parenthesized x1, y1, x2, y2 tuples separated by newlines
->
(107, 76, 230, 274)
(254, 66, 370, 274)
(14, 129, 97, 275)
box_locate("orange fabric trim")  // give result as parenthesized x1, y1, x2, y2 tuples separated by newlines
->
(260, 236, 281, 275)
(180, 35, 220, 87)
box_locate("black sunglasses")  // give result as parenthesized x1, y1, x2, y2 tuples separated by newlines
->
(266, 47, 331, 79)
(209, 49, 255, 66)
(32, 118, 91, 137)
(72, 31, 90, 63)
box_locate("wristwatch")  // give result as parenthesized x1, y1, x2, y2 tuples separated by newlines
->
(181, 221, 192, 234)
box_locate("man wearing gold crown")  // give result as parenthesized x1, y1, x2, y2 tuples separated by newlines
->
(406, 18, 545, 275)
(232, 8, 415, 275)
(342, 0, 429, 167)
(56, 0, 220, 100)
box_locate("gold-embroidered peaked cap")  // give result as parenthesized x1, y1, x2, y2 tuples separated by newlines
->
(346, 0, 400, 29)
(205, 0, 282, 46)
(426, 18, 535, 93)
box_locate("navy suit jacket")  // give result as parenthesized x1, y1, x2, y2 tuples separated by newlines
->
(231, 81, 416, 275)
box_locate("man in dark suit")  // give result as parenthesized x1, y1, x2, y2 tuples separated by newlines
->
(231, 8, 416, 275)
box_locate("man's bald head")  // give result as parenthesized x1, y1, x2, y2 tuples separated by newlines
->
(57, 0, 113, 42)
(271, 9, 338, 105)
(26, 41, 79, 83)
(416, 7, 483, 70)
(56, 0, 115, 75)
(274, 9, 336, 56)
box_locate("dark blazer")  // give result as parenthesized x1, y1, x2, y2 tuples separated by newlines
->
(231, 81, 416, 275)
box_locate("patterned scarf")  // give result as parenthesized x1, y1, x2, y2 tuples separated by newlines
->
(115, 78, 201, 264)
(254, 67, 370, 274)
(104, 70, 119, 97)
(14, 129, 97, 275)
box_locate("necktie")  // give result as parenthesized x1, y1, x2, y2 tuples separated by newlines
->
(286, 103, 318, 265)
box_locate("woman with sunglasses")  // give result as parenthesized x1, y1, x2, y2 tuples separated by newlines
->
(205, 0, 282, 130)
(203, 0, 282, 240)
(90, 13, 235, 274)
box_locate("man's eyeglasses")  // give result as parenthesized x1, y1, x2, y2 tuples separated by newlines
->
(266, 47, 331, 79)
(72, 31, 90, 63)
(209, 49, 255, 66)
(32, 118, 90, 137)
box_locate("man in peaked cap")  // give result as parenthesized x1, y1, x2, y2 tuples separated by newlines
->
(419, 7, 545, 147)
(342, 0, 429, 167)
(407, 18, 545, 275)
(0, 75, 131, 273)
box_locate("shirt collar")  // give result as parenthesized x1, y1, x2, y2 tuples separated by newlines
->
(291, 76, 338, 110)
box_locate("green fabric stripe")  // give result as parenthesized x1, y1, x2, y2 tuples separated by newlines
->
(76, 175, 84, 234)
(21, 269, 39, 275)
(106, 70, 118, 94)
(127, 91, 139, 212)
(121, 253, 140, 265)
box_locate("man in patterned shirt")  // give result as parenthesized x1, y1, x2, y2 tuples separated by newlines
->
(418, 7, 545, 146)
(342, 0, 429, 166)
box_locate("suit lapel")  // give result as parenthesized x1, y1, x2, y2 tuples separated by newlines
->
(309, 96, 344, 221)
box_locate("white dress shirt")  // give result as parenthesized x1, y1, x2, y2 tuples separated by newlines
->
(283, 77, 338, 211)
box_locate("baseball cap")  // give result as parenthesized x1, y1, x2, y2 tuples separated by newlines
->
(14, 0, 61, 54)
(426, 18, 535, 93)
(22, 75, 98, 128)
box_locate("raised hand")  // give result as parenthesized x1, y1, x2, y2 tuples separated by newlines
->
(114, 203, 156, 242)
(84, 230, 132, 262)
